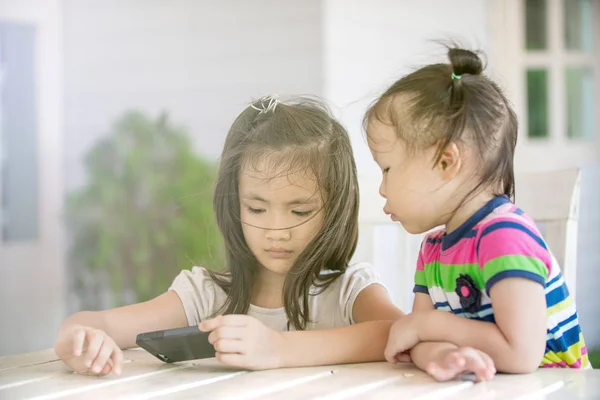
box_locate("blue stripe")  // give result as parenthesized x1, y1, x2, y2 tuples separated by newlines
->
(434, 301, 450, 309)
(545, 274, 562, 289)
(514, 208, 524, 215)
(413, 285, 429, 294)
(473, 314, 496, 323)
(548, 324, 582, 353)
(426, 237, 443, 245)
(476, 221, 547, 258)
(546, 284, 570, 308)
(433, 302, 492, 314)
(548, 312, 578, 336)
(441, 195, 510, 251)
(486, 270, 546, 293)
(433, 302, 494, 322)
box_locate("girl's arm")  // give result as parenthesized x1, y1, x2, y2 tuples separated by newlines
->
(416, 278, 547, 373)
(58, 291, 188, 349)
(278, 283, 404, 367)
(408, 293, 460, 371)
(201, 283, 405, 369)
(388, 278, 547, 373)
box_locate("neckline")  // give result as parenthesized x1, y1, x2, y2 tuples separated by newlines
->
(441, 195, 510, 251)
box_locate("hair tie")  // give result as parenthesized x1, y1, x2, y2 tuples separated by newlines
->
(451, 72, 462, 80)
(251, 95, 279, 114)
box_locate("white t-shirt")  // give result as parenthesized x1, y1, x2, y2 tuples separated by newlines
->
(169, 262, 382, 331)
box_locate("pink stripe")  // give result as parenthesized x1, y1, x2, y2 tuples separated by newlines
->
(420, 231, 444, 266)
(481, 213, 539, 232)
(569, 359, 582, 368)
(477, 227, 551, 275)
(581, 346, 588, 356)
(442, 240, 479, 265)
(542, 358, 582, 369)
(416, 251, 425, 271)
(542, 361, 568, 368)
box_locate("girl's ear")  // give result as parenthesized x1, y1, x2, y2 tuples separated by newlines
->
(436, 142, 462, 180)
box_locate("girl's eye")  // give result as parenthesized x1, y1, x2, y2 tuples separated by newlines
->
(383, 167, 390, 173)
(247, 207, 265, 214)
(292, 210, 314, 217)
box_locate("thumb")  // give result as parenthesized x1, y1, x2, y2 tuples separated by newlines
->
(198, 316, 222, 332)
(384, 339, 404, 364)
(395, 351, 412, 363)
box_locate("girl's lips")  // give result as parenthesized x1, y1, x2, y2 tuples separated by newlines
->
(266, 248, 293, 259)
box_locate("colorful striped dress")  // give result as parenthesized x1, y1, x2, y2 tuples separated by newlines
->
(413, 195, 591, 369)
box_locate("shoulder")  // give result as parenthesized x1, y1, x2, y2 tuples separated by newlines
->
(315, 262, 384, 325)
(169, 266, 228, 325)
(418, 228, 445, 260)
(320, 262, 379, 288)
(475, 204, 553, 286)
(476, 205, 548, 255)
(171, 266, 227, 291)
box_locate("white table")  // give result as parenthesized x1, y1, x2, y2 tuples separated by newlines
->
(1, 349, 598, 399)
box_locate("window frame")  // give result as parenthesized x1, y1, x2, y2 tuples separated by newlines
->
(487, 0, 600, 170)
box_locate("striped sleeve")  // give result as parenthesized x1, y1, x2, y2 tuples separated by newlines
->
(476, 219, 550, 292)
(413, 240, 429, 294)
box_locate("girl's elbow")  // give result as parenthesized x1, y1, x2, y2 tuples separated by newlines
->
(499, 347, 544, 374)
(502, 359, 540, 374)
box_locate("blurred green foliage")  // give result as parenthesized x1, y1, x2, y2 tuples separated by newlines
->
(66, 111, 224, 308)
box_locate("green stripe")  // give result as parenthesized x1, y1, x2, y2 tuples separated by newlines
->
(483, 255, 547, 283)
(423, 261, 484, 292)
(414, 270, 427, 287)
(421, 256, 547, 292)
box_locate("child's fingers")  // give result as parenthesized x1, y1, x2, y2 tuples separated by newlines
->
(91, 342, 114, 374)
(213, 339, 245, 354)
(220, 315, 252, 327)
(199, 317, 222, 332)
(395, 352, 412, 363)
(72, 328, 87, 356)
(426, 361, 461, 382)
(216, 352, 247, 369)
(384, 348, 399, 364)
(111, 347, 124, 376)
(200, 315, 251, 331)
(480, 351, 496, 374)
(461, 350, 489, 382)
(446, 351, 466, 368)
(208, 326, 245, 344)
(384, 339, 406, 364)
(84, 333, 104, 368)
(101, 363, 113, 376)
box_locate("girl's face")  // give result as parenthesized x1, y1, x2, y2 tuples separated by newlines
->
(239, 156, 324, 276)
(367, 119, 460, 234)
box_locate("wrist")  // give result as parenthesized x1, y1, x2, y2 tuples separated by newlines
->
(276, 331, 291, 368)
(415, 310, 435, 342)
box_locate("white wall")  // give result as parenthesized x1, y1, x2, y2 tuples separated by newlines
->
(63, 0, 324, 191)
(323, 0, 491, 179)
(0, 0, 65, 356)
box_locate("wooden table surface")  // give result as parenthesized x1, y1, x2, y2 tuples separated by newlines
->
(1, 348, 598, 399)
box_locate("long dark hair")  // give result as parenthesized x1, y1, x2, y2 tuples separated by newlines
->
(208, 96, 359, 330)
(364, 45, 518, 202)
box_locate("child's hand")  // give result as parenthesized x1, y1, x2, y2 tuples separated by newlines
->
(426, 347, 496, 382)
(384, 313, 424, 363)
(54, 324, 123, 376)
(200, 315, 283, 370)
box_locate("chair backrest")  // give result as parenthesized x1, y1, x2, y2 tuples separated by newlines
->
(514, 168, 581, 300)
(354, 168, 581, 311)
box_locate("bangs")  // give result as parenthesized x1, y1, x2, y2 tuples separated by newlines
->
(241, 144, 327, 198)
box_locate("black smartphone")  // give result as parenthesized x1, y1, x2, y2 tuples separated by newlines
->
(136, 326, 216, 363)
